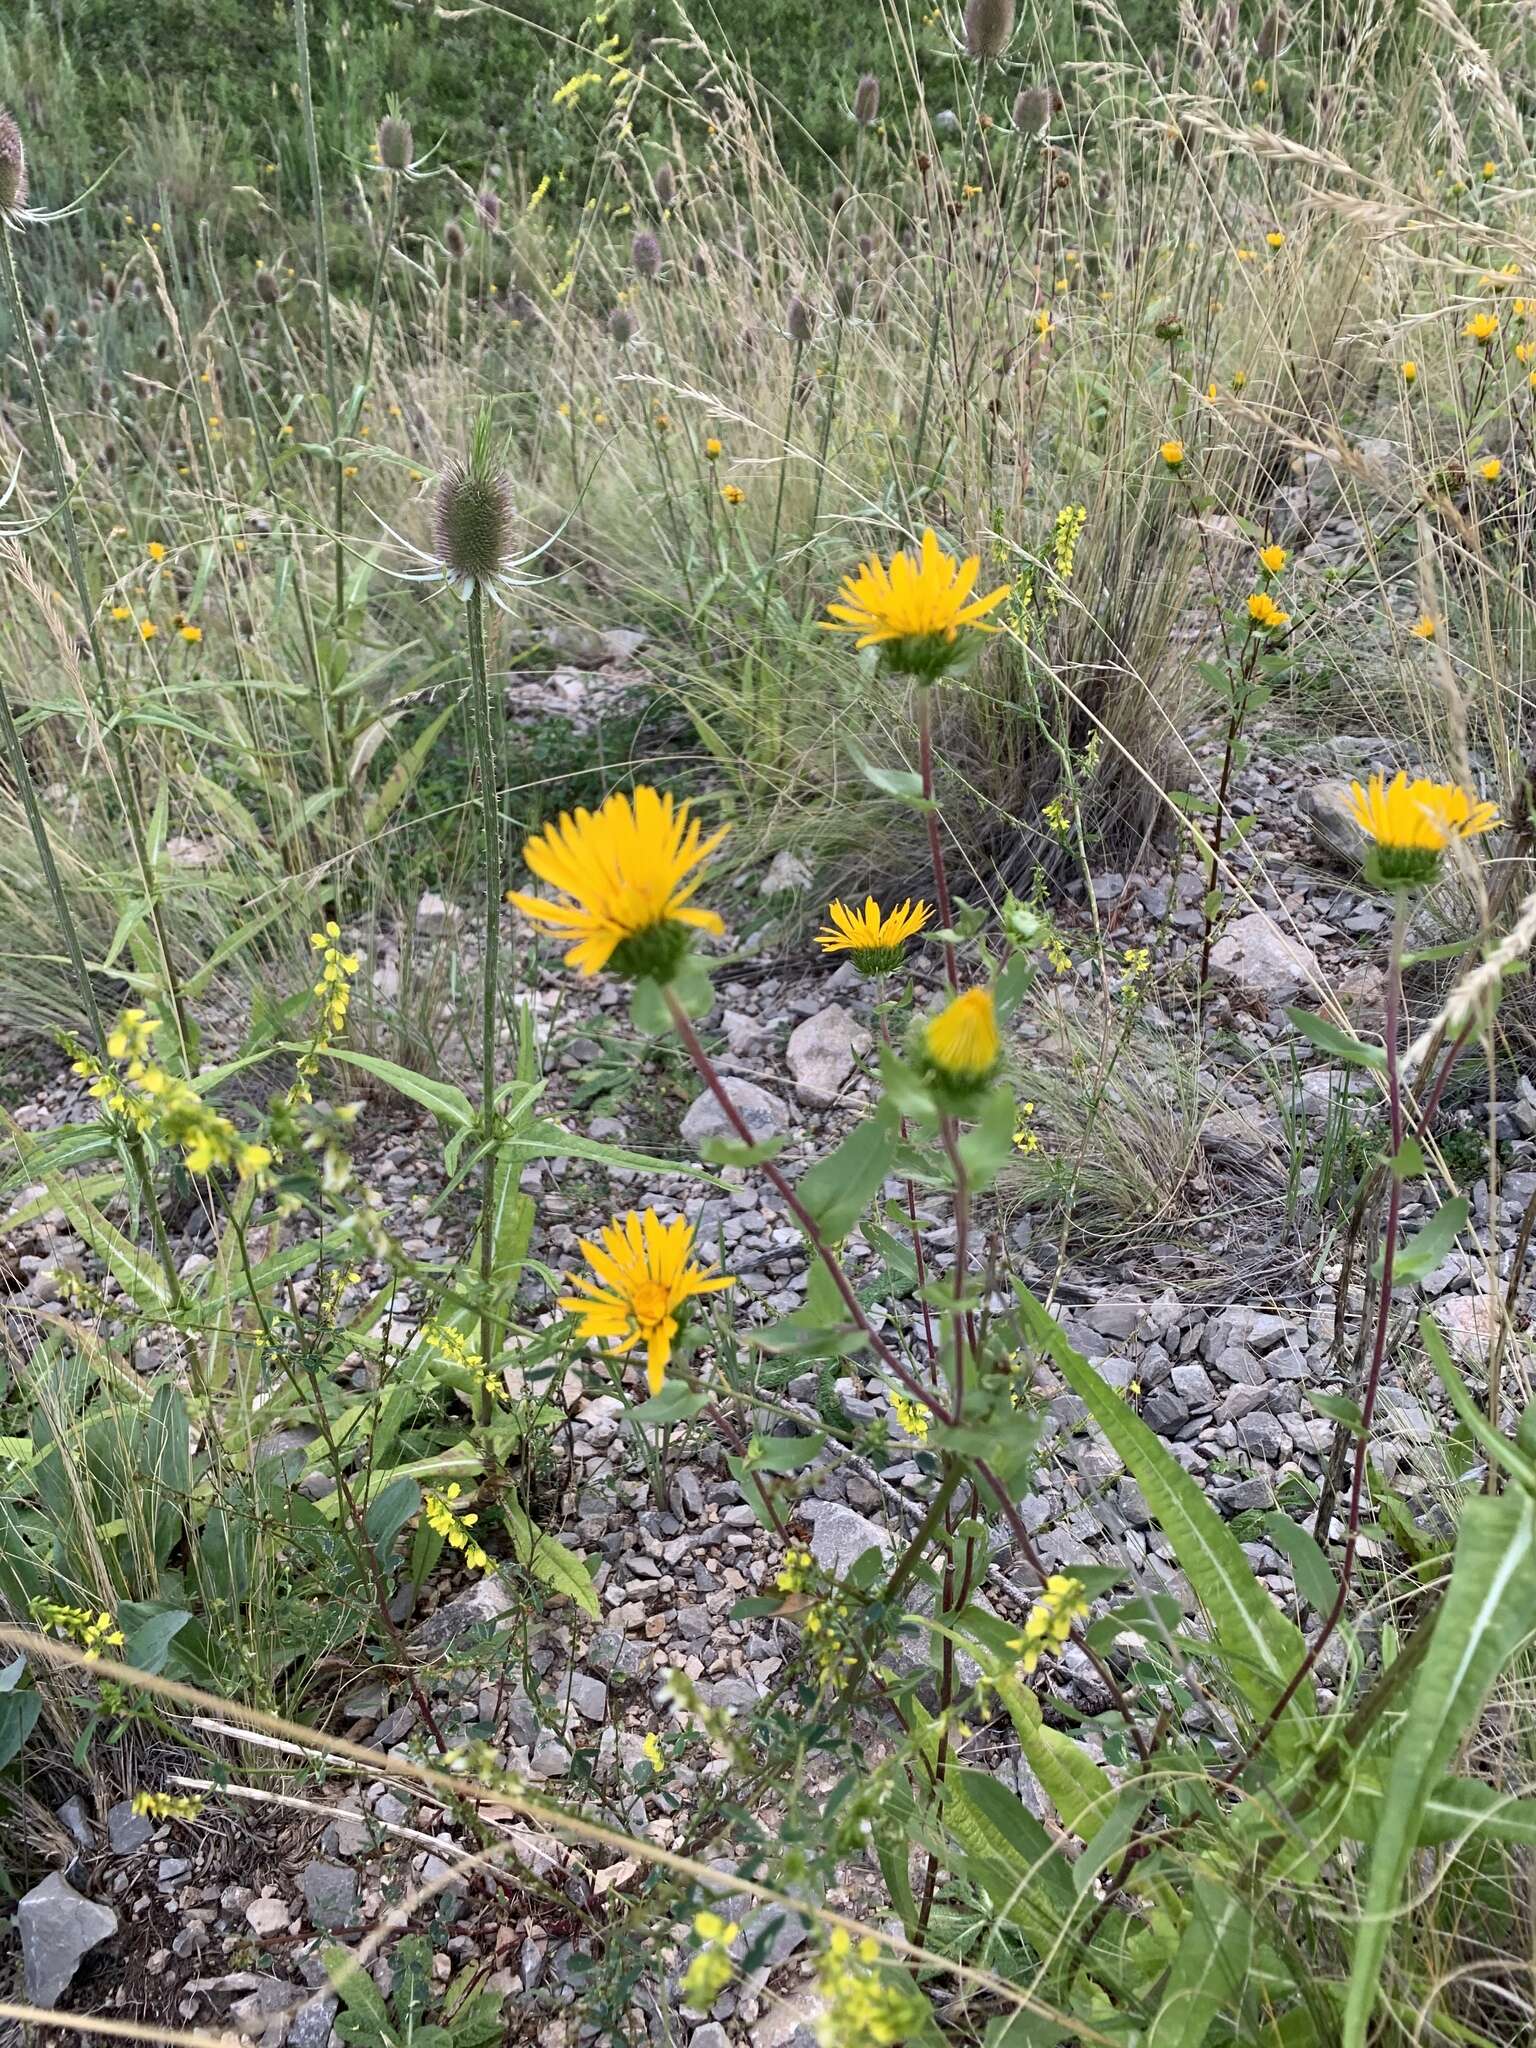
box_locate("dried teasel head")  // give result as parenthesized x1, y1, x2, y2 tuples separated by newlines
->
(476, 189, 502, 229)
(632, 228, 662, 280)
(853, 73, 880, 127)
(654, 161, 676, 209)
(444, 219, 468, 264)
(1013, 84, 1050, 134)
(608, 305, 638, 346)
(786, 293, 815, 345)
(833, 273, 858, 318)
(255, 266, 281, 307)
(0, 109, 26, 218)
(434, 424, 515, 589)
(963, 0, 1016, 61)
(377, 112, 413, 174)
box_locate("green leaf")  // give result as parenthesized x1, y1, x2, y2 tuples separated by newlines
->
(796, 1106, 897, 1242)
(323, 1049, 475, 1131)
(364, 703, 456, 838)
(993, 1673, 1116, 1840)
(119, 1604, 194, 1677)
(46, 1184, 170, 1314)
(1148, 1877, 1255, 2048)
(944, 1768, 1077, 1949)
(500, 1500, 600, 1620)
(699, 1134, 787, 1167)
(1284, 1008, 1386, 1071)
(1263, 1513, 1340, 1616)
(849, 744, 933, 809)
(1344, 1487, 1536, 2046)
(0, 1690, 41, 1770)
(629, 1381, 711, 1425)
(364, 1477, 421, 1565)
(324, 1945, 399, 2040)
(1420, 1312, 1536, 1493)
(1015, 1286, 1309, 1742)
(956, 1083, 1018, 1189)
(1305, 1391, 1364, 1434)
(1388, 1195, 1469, 1284)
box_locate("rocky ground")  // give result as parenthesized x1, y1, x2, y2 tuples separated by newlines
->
(0, 687, 1523, 2044)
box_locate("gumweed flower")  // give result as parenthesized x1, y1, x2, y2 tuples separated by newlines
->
(720, 483, 744, 505)
(816, 896, 929, 975)
(1483, 160, 1497, 180)
(1247, 590, 1290, 631)
(179, 622, 202, 643)
(919, 985, 1001, 1098)
(1409, 615, 1437, 640)
(1479, 456, 1502, 481)
(1400, 359, 1417, 384)
(146, 540, 167, 562)
(559, 1209, 734, 1395)
(822, 528, 1009, 681)
(1344, 770, 1498, 886)
(1258, 543, 1287, 574)
(705, 437, 722, 460)
(1464, 311, 1500, 345)
(1159, 437, 1185, 469)
(138, 620, 158, 641)
(509, 786, 727, 983)
(1266, 229, 1285, 249)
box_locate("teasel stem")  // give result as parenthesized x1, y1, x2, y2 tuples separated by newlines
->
(755, 333, 806, 678)
(360, 169, 401, 401)
(0, 216, 195, 1079)
(464, 583, 503, 1446)
(292, 0, 347, 624)
(1224, 889, 1409, 1783)
(799, 305, 847, 612)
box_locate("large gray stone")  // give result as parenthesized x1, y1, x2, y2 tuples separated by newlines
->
(1299, 780, 1366, 866)
(301, 1859, 360, 1931)
(18, 1871, 117, 2006)
(801, 1501, 986, 1683)
(680, 1078, 790, 1152)
(785, 1004, 870, 1107)
(1208, 912, 1321, 1004)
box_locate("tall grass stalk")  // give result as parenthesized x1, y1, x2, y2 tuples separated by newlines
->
(291, 0, 346, 624)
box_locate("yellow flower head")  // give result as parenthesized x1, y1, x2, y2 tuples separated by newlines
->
(139, 619, 158, 641)
(705, 437, 723, 460)
(1344, 770, 1498, 886)
(1266, 229, 1285, 249)
(1400, 359, 1417, 384)
(1464, 311, 1500, 346)
(179, 622, 202, 643)
(720, 483, 744, 505)
(1479, 456, 1502, 481)
(1409, 614, 1437, 640)
(920, 986, 1000, 1090)
(1247, 590, 1290, 631)
(559, 1209, 735, 1395)
(815, 895, 929, 975)
(509, 786, 727, 982)
(1258, 543, 1287, 575)
(1159, 437, 1185, 469)
(822, 528, 1009, 679)
(1483, 159, 1497, 180)
(146, 539, 167, 562)
(111, 604, 132, 622)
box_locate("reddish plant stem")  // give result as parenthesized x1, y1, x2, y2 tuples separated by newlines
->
(1223, 894, 1408, 1786)
(664, 990, 953, 1426)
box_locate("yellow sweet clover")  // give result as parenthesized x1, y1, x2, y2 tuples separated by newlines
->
(132, 1790, 204, 1821)
(422, 1484, 491, 1573)
(890, 1390, 930, 1441)
(682, 1910, 739, 2009)
(30, 1598, 125, 1661)
(1009, 1573, 1091, 1674)
(72, 1009, 271, 1179)
(813, 1928, 930, 2047)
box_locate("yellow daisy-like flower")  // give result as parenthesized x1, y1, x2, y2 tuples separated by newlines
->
(1400, 359, 1417, 384)
(720, 483, 744, 505)
(815, 895, 929, 975)
(1266, 229, 1285, 249)
(1247, 590, 1290, 631)
(508, 786, 728, 982)
(559, 1209, 735, 1395)
(1464, 311, 1500, 346)
(1159, 437, 1185, 469)
(1409, 614, 1437, 640)
(1344, 770, 1498, 885)
(139, 619, 158, 641)
(110, 604, 132, 622)
(1258, 543, 1287, 574)
(146, 539, 167, 562)
(822, 528, 1009, 679)
(705, 437, 722, 460)
(179, 622, 202, 643)
(1479, 456, 1502, 481)
(921, 985, 1001, 1091)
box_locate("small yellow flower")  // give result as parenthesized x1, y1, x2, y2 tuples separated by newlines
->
(891, 1390, 930, 1441)
(822, 529, 1009, 677)
(146, 540, 166, 561)
(560, 1210, 735, 1395)
(1247, 590, 1290, 631)
(1033, 308, 1052, 335)
(921, 986, 1000, 1086)
(1400, 359, 1417, 384)
(1464, 311, 1500, 346)
(1159, 438, 1185, 469)
(720, 483, 744, 505)
(179, 622, 202, 643)
(111, 604, 132, 621)
(1251, 74, 1269, 93)
(1258, 543, 1287, 574)
(139, 619, 158, 641)
(1409, 614, 1437, 640)
(816, 896, 928, 974)
(1483, 159, 1497, 180)
(1236, 247, 1257, 264)
(1344, 770, 1498, 885)
(1479, 456, 1502, 481)
(1266, 229, 1285, 249)
(642, 1731, 665, 1771)
(705, 437, 722, 460)
(509, 787, 727, 981)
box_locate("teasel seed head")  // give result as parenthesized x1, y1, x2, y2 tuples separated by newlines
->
(255, 266, 281, 307)
(434, 422, 514, 588)
(608, 305, 638, 346)
(0, 109, 26, 218)
(853, 72, 880, 127)
(833, 273, 858, 318)
(40, 303, 58, 339)
(632, 228, 662, 280)
(101, 270, 119, 305)
(444, 219, 468, 264)
(377, 112, 413, 174)
(72, 314, 89, 339)
(963, 0, 1016, 60)
(786, 293, 814, 345)
(857, 232, 875, 261)
(1013, 84, 1050, 134)
(692, 244, 710, 280)
(476, 189, 501, 228)
(654, 161, 676, 209)
(1255, 3, 1288, 57)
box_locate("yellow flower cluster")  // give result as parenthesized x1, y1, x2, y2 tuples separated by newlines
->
(1052, 502, 1087, 583)
(1010, 1573, 1090, 1674)
(310, 922, 360, 1035)
(682, 1910, 740, 2009)
(73, 1011, 271, 1179)
(813, 1928, 929, 2048)
(30, 1598, 125, 1661)
(423, 1320, 506, 1405)
(422, 1483, 490, 1573)
(131, 1790, 204, 1821)
(1247, 590, 1290, 632)
(775, 1546, 863, 1685)
(890, 1391, 930, 1441)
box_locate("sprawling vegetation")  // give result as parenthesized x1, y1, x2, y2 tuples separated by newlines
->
(3, 0, 1536, 2042)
